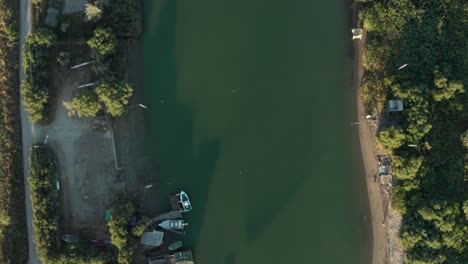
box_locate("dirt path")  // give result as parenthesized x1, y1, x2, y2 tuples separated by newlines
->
(350, 2, 388, 264)
(19, 0, 41, 263)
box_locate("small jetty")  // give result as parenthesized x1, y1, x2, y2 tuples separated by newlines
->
(170, 194, 182, 211)
(150, 211, 182, 224)
(142, 191, 194, 263)
(148, 250, 194, 264)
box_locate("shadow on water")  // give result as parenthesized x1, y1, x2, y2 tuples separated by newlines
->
(243, 157, 310, 242)
(142, 0, 368, 263)
(142, 0, 219, 249)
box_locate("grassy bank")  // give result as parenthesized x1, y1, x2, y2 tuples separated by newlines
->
(0, 0, 29, 263)
(360, 0, 467, 263)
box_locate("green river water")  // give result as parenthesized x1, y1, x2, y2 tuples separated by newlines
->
(142, 0, 370, 263)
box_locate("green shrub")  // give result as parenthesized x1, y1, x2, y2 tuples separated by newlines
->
(108, 199, 137, 264)
(87, 27, 117, 57)
(102, 0, 140, 36)
(22, 27, 56, 123)
(361, 73, 387, 114)
(29, 145, 58, 262)
(85, 3, 103, 22)
(63, 90, 101, 117)
(96, 80, 133, 117)
(377, 126, 406, 151)
(132, 216, 150, 237)
(21, 81, 48, 122)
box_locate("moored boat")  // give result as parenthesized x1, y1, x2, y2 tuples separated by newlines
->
(168, 241, 183, 251)
(177, 191, 192, 212)
(158, 219, 188, 230)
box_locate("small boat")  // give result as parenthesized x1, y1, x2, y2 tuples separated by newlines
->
(158, 219, 188, 230)
(177, 191, 192, 212)
(61, 234, 79, 243)
(168, 241, 183, 251)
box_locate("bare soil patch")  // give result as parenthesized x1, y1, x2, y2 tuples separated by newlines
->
(43, 45, 125, 239)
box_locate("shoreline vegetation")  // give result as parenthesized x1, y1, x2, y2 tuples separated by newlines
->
(359, 0, 467, 263)
(25, 0, 144, 263)
(29, 144, 117, 263)
(23, 0, 141, 123)
(0, 0, 29, 263)
(29, 144, 146, 264)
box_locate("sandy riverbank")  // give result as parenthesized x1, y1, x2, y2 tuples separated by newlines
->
(351, 2, 404, 264)
(350, 3, 387, 264)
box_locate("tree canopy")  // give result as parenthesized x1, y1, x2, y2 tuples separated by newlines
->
(361, 0, 468, 262)
(95, 80, 133, 117)
(63, 90, 101, 118)
(87, 27, 117, 57)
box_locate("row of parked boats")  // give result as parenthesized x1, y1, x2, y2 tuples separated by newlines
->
(146, 191, 195, 263)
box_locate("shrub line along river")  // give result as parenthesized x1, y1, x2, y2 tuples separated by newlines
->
(141, 0, 371, 263)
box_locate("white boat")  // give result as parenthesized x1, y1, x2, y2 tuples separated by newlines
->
(177, 191, 192, 212)
(158, 219, 188, 230)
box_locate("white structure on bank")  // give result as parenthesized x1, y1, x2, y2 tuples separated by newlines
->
(351, 28, 363, 40)
(388, 100, 404, 112)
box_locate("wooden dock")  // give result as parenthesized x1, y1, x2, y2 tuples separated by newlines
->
(169, 194, 183, 211)
(149, 211, 182, 224)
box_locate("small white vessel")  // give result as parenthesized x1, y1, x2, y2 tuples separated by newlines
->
(177, 191, 192, 212)
(158, 219, 188, 230)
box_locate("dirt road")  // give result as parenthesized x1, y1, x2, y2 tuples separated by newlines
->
(19, 0, 41, 263)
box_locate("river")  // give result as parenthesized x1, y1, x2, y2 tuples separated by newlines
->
(141, 0, 370, 263)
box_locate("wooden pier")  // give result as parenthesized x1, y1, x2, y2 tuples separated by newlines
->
(169, 194, 183, 212)
(149, 211, 182, 225)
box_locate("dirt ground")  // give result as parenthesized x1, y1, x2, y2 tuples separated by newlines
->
(37, 46, 126, 239)
(116, 40, 158, 213)
(33, 42, 156, 240)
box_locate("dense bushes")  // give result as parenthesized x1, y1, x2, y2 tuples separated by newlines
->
(0, 0, 28, 262)
(29, 145, 118, 263)
(64, 0, 140, 119)
(108, 199, 138, 264)
(22, 27, 56, 122)
(63, 90, 101, 118)
(29, 144, 59, 262)
(95, 80, 133, 117)
(29, 148, 140, 264)
(101, 0, 141, 37)
(87, 27, 117, 57)
(63, 79, 133, 118)
(361, 0, 468, 262)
